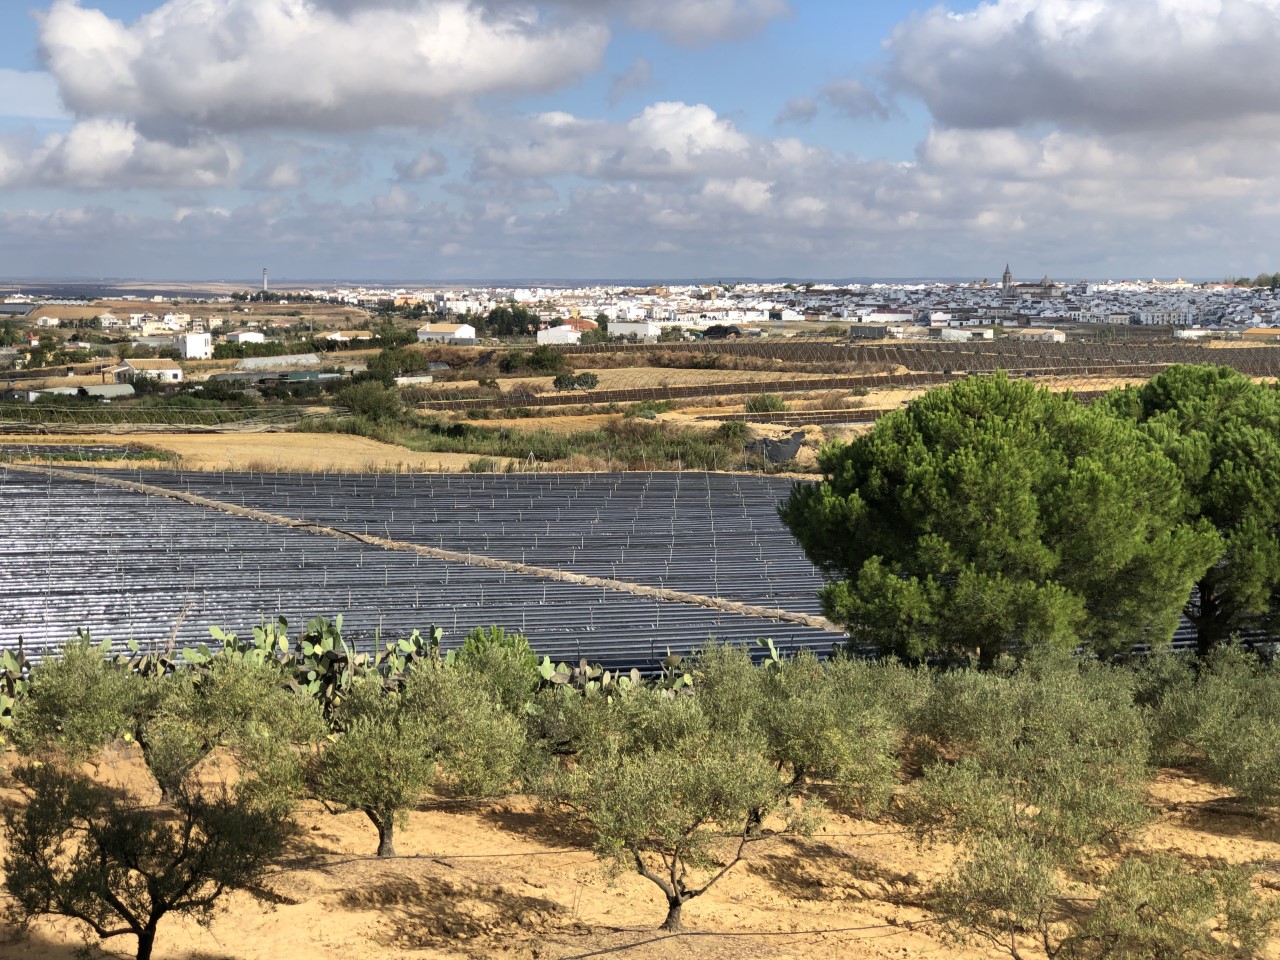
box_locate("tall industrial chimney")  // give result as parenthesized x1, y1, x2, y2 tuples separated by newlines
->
(262, 268, 269, 293)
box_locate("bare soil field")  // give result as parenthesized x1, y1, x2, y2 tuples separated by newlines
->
(0, 751, 1274, 960)
(0, 433, 512, 473)
(453, 368, 839, 397)
(182, 349, 380, 380)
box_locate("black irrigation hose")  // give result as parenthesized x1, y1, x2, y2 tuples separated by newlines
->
(555, 917, 948, 960)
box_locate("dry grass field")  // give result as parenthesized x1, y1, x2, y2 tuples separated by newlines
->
(434, 367, 839, 397)
(0, 751, 1274, 960)
(0, 373, 1163, 476)
(0, 433, 513, 473)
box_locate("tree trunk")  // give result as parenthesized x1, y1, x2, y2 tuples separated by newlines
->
(1195, 622, 1217, 659)
(1193, 580, 1223, 658)
(661, 899, 684, 932)
(135, 924, 157, 960)
(375, 815, 396, 858)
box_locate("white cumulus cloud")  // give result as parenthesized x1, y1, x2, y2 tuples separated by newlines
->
(0, 119, 240, 189)
(38, 0, 610, 132)
(473, 101, 764, 180)
(886, 0, 1280, 131)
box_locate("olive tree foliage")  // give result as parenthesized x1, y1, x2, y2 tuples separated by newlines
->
(1144, 646, 1280, 808)
(3, 762, 290, 960)
(11, 635, 323, 813)
(452, 625, 541, 715)
(550, 686, 794, 932)
(1104, 365, 1280, 654)
(781, 375, 1221, 664)
(312, 662, 525, 857)
(694, 644, 905, 815)
(11, 636, 143, 762)
(915, 652, 1154, 959)
(1060, 854, 1277, 960)
(139, 652, 324, 807)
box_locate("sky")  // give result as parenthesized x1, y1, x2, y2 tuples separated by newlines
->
(0, 0, 1278, 282)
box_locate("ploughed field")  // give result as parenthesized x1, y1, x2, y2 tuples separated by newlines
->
(0, 467, 843, 665)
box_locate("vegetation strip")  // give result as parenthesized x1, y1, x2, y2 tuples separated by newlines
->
(6, 463, 840, 634)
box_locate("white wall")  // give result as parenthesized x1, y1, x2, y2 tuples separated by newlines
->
(418, 323, 477, 342)
(609, 320, 661, 339)
(537, 326, 582, 345)
(174, 332, 212, 360)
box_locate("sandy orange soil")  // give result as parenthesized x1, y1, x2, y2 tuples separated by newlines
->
(0, 750, 1275, 960)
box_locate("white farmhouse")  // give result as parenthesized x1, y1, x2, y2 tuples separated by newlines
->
(226, 330, 266, 344)
(121, 359, 183, 383)
(173, 332, 212, 360)
(417, 322, 477, 344)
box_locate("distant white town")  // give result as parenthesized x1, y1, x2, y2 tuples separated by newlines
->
(5, 270, 1280, 373)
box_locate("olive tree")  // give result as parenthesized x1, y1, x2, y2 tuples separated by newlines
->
(1062, 854, 1277, 959)
(1148, 646, 1280, 808)
(313, 662, 524, 857)
(3, 762, 289, 960)
(781, 374, 1221, 663)
(915, 654, 1154, 958)
(139, 651, 323, 804)
(553, 687, 791, 931)
(11, 636, 143, 762)
(694, 643, 901, 815)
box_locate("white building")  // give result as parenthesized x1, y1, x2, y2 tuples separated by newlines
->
(417, 322, 477, 343)
(121, 359, 183, 383)
(173, 332, 212, 360)
(609, 320, 662, 340)
(1013, 328, 1068, 343)
(537, 326, 582, 346)
(227, 330, 266, 344)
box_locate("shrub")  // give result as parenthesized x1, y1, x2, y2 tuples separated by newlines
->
(550, 371, 600, 391)
(745, 393, 787, 413)
(1152, 647, 1280, 807)
(335, 381, 404, 422)
(499, 345, 564, 374)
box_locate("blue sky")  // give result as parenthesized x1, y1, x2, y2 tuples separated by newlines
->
(0, 0, 1277, 282)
